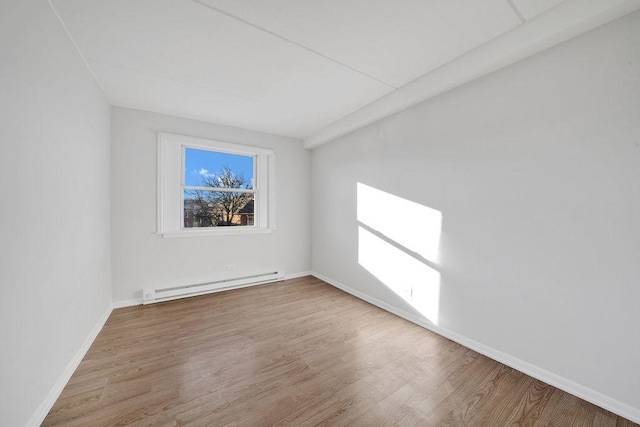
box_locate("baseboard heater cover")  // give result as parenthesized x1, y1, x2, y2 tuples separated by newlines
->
(142, 270, 284, 304)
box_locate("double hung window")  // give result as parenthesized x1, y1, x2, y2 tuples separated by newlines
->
(157, 132, 274, 237)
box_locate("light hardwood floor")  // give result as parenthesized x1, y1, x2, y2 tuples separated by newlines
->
(44, 276, 637, 426)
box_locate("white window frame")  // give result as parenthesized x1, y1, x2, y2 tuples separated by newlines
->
(157, 132, 275, 238)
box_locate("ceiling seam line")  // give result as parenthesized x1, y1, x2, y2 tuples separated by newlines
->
(190, 0, 397, 89)
(46, 0, 110, 101)
(506, 0, 527, 23)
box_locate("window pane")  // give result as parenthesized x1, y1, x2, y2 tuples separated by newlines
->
(184, 190, 254, 228)
(184, 147, 254, 189)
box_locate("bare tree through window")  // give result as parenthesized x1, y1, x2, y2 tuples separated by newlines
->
(184, 165, 255, 228)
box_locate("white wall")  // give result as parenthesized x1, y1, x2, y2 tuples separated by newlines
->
(111, 107, 311, 303)
(0, 1, 112, 425)
(312, 11, 640, 418)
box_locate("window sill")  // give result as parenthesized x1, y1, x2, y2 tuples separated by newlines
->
(158, 227, 274, 239)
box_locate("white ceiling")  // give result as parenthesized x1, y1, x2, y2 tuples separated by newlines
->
(50, 0, 637, 143)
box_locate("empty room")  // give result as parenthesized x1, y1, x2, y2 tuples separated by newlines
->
(1, 0, 639, 425)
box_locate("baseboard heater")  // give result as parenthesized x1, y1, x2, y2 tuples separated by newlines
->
(142, 270, 284, 305)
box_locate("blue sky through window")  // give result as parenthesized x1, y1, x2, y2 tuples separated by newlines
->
(184, 147, 254, 187)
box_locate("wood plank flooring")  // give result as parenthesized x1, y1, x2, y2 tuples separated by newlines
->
(44, 276, 637, 426)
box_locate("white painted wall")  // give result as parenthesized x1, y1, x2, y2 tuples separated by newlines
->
(0, 1, 112, 426)
(111, 107, 311, 303)
(312, 11, 640, 418)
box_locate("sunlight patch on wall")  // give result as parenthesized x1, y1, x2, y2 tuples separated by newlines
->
(358, 227, 441, 323)
(357, 183, 443, 324)
(357, 183, 442, 262)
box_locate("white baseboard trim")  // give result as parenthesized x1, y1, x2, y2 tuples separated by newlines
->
(284, 271, 313, 280)
(312, 271, 640, 424)
(27, 303, 113, 427)
(113, 298, 142, 309)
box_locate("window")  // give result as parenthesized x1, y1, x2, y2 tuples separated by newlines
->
(158, 132, 275, 237)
